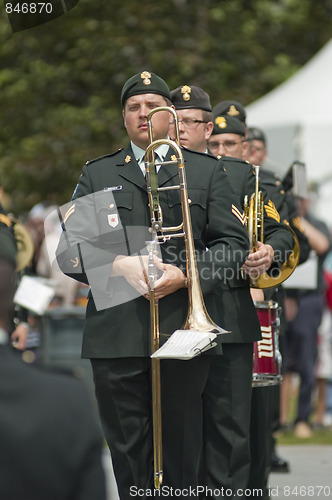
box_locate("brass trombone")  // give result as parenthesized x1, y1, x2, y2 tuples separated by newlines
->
(144, 106, 226, 489)
(243, 165, 300, 289)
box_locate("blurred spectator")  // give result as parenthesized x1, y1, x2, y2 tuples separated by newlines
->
(280, 196, 331, 438)
(0, 233, 106, 500)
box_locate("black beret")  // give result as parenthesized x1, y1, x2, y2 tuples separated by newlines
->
(121, 71, 171, 107)
(211, 115, 246, 136)
(247, 126, 267, 145)
(212, 100, 247, 124)
(170, 85, 212, 112)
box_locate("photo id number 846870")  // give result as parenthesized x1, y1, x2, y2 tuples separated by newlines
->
(5, 2, 53, 14)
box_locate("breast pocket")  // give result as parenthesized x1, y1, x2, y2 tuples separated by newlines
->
(95, 191, 133, 244)
(166, 188, 207, 239)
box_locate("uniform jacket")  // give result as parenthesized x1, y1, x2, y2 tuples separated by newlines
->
(0, 343, 106, 500)
(57, 145, 251, 356)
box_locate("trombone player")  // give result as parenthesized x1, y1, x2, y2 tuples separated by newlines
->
(56, 71, 250, 498)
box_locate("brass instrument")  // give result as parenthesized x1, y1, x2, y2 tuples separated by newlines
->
(243, 165, 300, 289)
(144, 106, 226, 488)
(10, 218, 34, 272)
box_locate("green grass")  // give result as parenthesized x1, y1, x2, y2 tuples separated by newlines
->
(276, 426, 332, 445)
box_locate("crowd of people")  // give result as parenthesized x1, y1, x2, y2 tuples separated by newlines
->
(1, 70, 332, 500)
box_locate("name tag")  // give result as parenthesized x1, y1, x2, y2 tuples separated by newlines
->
(104, 185, 123, 192)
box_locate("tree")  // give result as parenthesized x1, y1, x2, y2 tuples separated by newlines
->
(0, 0, 331, 214)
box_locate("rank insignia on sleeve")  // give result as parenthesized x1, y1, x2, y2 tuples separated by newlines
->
(64, 204, 76, 223)
(108, 214, 119, 228)
(70, 257, 79, 268)
(264, 200, 280, 223)
(232, 204, 246, 225)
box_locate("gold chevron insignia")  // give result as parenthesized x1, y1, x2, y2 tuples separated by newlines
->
(63, 204, 76, 223)
(70, 257, 79, 268)
(264, 200, 280, 223)
(232, 204, 246, 225)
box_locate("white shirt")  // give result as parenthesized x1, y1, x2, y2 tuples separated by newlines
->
(130, 141, 170, 176)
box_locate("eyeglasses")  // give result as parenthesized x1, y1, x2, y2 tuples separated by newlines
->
(208, 140, 244, 151)
(169, 118, 207, 129)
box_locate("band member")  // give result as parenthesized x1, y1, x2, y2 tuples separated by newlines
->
(171, 86, 294, 498)
(56, 71, 250, 498)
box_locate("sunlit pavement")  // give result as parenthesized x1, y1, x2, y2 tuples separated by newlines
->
(102, 446, 332, 500)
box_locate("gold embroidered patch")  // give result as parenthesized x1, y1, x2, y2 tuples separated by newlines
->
(264, 200, 280, 223)
(232, 204, 246, 225)
(64, 204, 75, 223)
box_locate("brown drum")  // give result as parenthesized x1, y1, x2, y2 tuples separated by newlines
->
(252, 300, 282, 387)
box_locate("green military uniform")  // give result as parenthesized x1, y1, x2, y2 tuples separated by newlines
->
(202, 155, 294, 497)
(0, 204, 17, 269)
(57, 143, 250, 497)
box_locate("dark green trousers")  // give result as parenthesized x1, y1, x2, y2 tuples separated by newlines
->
(91, 356, 211, 499)
(203, 343, 253, 498)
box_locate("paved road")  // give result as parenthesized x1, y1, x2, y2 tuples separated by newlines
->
(102, 445, 332, 499)
(269, 445, 332, 500)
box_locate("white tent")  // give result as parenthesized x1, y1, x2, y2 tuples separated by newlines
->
(246, 39, 332, 225)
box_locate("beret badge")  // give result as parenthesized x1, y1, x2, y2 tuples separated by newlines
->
(215, 116, 227, 129)
(181, 85, 191, 102)
(141, 71, 151, 85)
(227, 105, 240, 117)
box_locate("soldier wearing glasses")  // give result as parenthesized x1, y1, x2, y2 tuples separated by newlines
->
(170, 86, 294, 499)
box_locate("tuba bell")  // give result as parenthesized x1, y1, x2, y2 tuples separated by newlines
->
(243, 165, 300, 289)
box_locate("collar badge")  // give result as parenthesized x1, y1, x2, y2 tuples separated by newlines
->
(125, 155, 131, 163)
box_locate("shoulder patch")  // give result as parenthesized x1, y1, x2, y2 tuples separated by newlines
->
(264, 199, 280, 223)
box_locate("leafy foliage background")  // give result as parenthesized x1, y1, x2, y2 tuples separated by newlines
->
(1, 0, 332, 215)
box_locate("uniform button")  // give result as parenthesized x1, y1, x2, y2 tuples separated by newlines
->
(109, 203, 114, 209)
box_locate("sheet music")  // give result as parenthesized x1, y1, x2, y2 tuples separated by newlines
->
(14, 276, 55, 315)
(151, 329, 217, 360)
